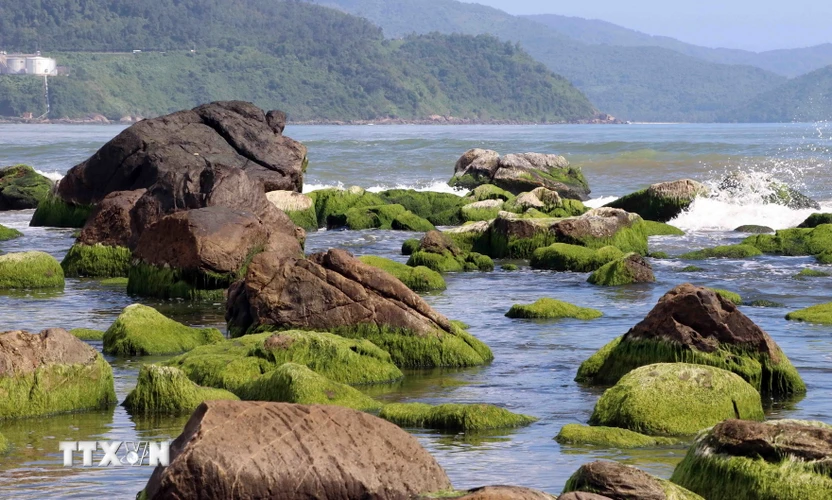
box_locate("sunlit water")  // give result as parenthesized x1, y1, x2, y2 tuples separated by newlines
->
(0, 123, 831, 498)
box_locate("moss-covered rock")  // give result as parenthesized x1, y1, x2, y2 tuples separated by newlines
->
(530, 243, 623, 272)
(328, 204, 434, 232)
(407, 250, 494, 273)
(680, 244, 763, 260)
(734, 225, 774, 234)
(402, 238, 421, 256)
(29, 193, 93, 228)
(266, 191, 318, 230)
(587, 253, 655, 286)
(465, 184, 515, 202)
(309, 187, 387, 228)
(709, 288, 742, 305)
(794, 268, 831, 278)
(506, 298, 602, 320)
(590, 363, 764, 436)
(604, 179, 708, 222)
(69, 328, 105, 341)
(670, 419, 832, 500)
(60, 243, 132, 278)
(166, 330, 403, 389)
(0, 432, 7, 454)
(748, 299, 785, 308)
(461, 199, 503, 222)
(555, 424, 676, 448)
(358, 256, 446, 292)
(103, 304, 225, 356)
(649, 251, 670, 259)
(123, 365, 238, 416)
(379, 402, 537, 431)
(377, 189, 467, 226)
(744, 225, 832, 263)
(643, 220, 685, 236)
(0, 164, 53, 210)
(503, 187, 587, 218)
(101, 277, 129, 286)
(678, 265, 704, 272)
(443, 221, 492, 255)
(126, 262, 227, 301)
(564, 461, 703, 500)
(785, 302, 832, 325)
(0, 251, 64, 289)
(0, 224, 22, 241)
(501, 264, 518, 271)
(798, 213, 832, 229)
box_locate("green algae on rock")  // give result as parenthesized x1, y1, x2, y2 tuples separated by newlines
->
(61, 243, 132, 278)
(30, 193, 93, 228)
(678, 265, 705, 272)
(563, 460, 703, 500)
(309, 187, 387, 228)
(708, 288, 742, 305)
(124, 365, 238, 416)
(785, 302, 832, 325)
(576, 284, 805, 398)
(0, 328, 116, 420)
(406, 230, 494, 273)
(505, 298, 602, 320)
(501, 264, 519, 271)
(0, 164, 53, 210)
(643, 220, 685, 236)
(465, 184, 515, 203)
(166, 330, 403, 389)
(555, 424, 676, 448)
(359, 256, 446, 292)
(798, 213, 832, 228)
(377, 189, 467, 227)
(328, 204, 435, 232)
(734, 225, 774, 234)
(69, 328, 105, 341)
(103, 304, 225, 356)
(587, 253, 655, 286)
(0, 251, 64, 289)
(126, 262, 227, 301)
(266, 190, 317, 230)
(670, 419, 832, 500)
(604, 179, 707, 223)
(743, 224, 832, 262)
(0, 224, 22, 241)
(679, 244, 763, 260)
(794, 268, 831, 278)
(589, 363, 764, 436)
(402, 238, 421, 255)
(379, 402, 537, 431)
(530, 243, 623, 272)
(460, 200, 504, 222)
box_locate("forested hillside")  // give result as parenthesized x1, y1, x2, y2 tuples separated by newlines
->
(313, 0, 790, 122)
(0, 0, 596, 122)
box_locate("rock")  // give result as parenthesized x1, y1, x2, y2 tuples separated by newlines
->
(589, 363, 764, 436)
(266, 190, 317, 229)
(327, 204, 435, 232)
(575, 284, 805, 398)
(604, 179, 707, 222)
(124, 365, 239, 416)
(734, 225, 774, 234)
(359, 256, 446, 292)
(0, 223, 22, 241)
(670, 419, 832, 500)
(103, 304, 225, 356)
(679, 244, 762, 260)
(563, 461, 703, 500)
(61, 244, 132, 278)
(556, 424, 676, 448)
(643, 220, 684, 236)
(505, 298, 602, 320)
(798, 213, 832, 229)
(56, 101, 306, 208)
(0, 251, 64, 289)
(744, 224, 832, 264)
(462, 199, 504, 222)
(504, 187, 587, 218)
(309, 187, 387, 228)
(226, 248, 493, 368)
(449, 149, 502, 189)
(166, 331, 403, 390)
(29, 192, 93, 228)
(558, 493, 613, 500)
(0, 328, 116, 419)
(444, 220, 492, 255)
(794, 268, 831, 278)
(434, 486, 556, 499)
(530, 243, 623, 272)
(379, 403, 537, 431)
(678, 265, 704, 272)
(465, 184, 515, 202)
(587, 253, 655, 286)
(407, 230, 494, 272)
(718, 172, 820, 210)
(141, 401, 453, 499)
(0, 164, 53, 210)
(709, 288, 742, 305)
(377, 189, 468, 226)
(786, 302, 832, 325)
(69, 328, 105, 341)
(402, 238, 421, 255)
(76, 189, 146, 248)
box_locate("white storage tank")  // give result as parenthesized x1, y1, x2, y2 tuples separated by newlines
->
(25, 56, 56, 75)
(5, 56, 26, 74)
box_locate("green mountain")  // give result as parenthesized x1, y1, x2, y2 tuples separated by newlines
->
(524, 14, 832, 78)
(313, 0, 789, 122)
(720, 65, 832, 122)
(0, 1, 595, 122)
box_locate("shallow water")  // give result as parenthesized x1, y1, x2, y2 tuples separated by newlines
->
(0, 123, 831, 497)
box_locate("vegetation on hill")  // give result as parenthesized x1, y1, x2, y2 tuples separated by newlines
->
(314, 0, 790, 122)
(0, 0, 595, 122)
(524, 14, 832, 78)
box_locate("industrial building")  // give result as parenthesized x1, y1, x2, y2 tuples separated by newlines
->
(0, 52, 58, 76)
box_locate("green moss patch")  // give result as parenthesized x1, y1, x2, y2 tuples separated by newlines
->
(284, 205, 318, 230)
(402, 238, 421, 255)
(309, 187, 387, 227)
(744, 225, 832, 259)
(123, 365, 238, 416)
(359, 256, 446, 292)
(794, 268, 831, 278)
(29, 194, 92, 228)
(589, 363, 764, 436)
(786, 302, 832, 325)
(377, 189, 467, 227)
(466, 184, 515, 202)
(407, 250, 494, 273)
(0, 164, 52, 210)
(103, 304, 225, 356)
(587, 253, 655, 286)
(748, 300, 785, 308)
(506, 298, 602, 320)
(379, 402, 537, 431)
(101, 277, 129, 286)
(69, 328, 105, 341)
(709, 288, 743, 305)
(328, 204, 435, 231)
(0, 354, 116, 420)
(555, 424, 676, 448)
(644, 220, 685, 236)
(0, 224, 22, 241)
(734, 225, 774, 234)
(126, 262, 228, 301)
(501, 264, 518, 271)
(680, 244, 763, 260)
(61, 243, 132, 278)
(530, 243, 623, 272)
(678, 265, 705, 272)
(0, 251, 64, 289)
(461, 201, 503, 222)
(798, 213, 832, 228)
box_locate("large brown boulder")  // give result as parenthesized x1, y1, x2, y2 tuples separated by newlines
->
(431, 486, 555, 499)
(142, 401, 453, 500)
(576, 284, 805, 397)
(562, 461, 702, 500)
(77, 189, 146, 248)
(57, 101, 306, 207)
(604, 179, 708, 222)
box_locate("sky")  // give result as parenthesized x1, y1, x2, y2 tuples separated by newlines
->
(469, 0, 832, 52)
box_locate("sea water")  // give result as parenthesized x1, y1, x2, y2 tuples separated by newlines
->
(0, 122, 831, 497)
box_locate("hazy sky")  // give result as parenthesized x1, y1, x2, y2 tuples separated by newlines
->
(469, 0, 832, 52)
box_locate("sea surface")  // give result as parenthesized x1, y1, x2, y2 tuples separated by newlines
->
(0, 122, 831, 498)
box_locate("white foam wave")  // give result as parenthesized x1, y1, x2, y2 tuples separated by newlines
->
(584, 196, 618, 208)
(671, 198, 832, 232)
(36, 169, 64, 182)
(303, 180, 467, 195)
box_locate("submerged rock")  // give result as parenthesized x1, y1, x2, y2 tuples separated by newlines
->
(407, 230, 494, 272)
(576, 284, 805, 398)
(124, 365, 238, 416)
(785, 302, 832, 325)
(359, 255, 446, 292)
(103, 304, 224, 356)
(679, 244, 762, 260)
(69, 328, 105, 341)
(0, 251, 64, 289)
(555, 424, 676, 449)
(379, 402, 537, 431)
(604, 179, 707, 222)
(563, 461, 703, 500)
(587, 253, 655, 286)
(671, 419, 832, 500)
(0, 164, 53, 210)
(0, 328, 116, 419)
(589, 363, 764, 436)
(505, 298, 602, 320)
(140, 401, 453, 499)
